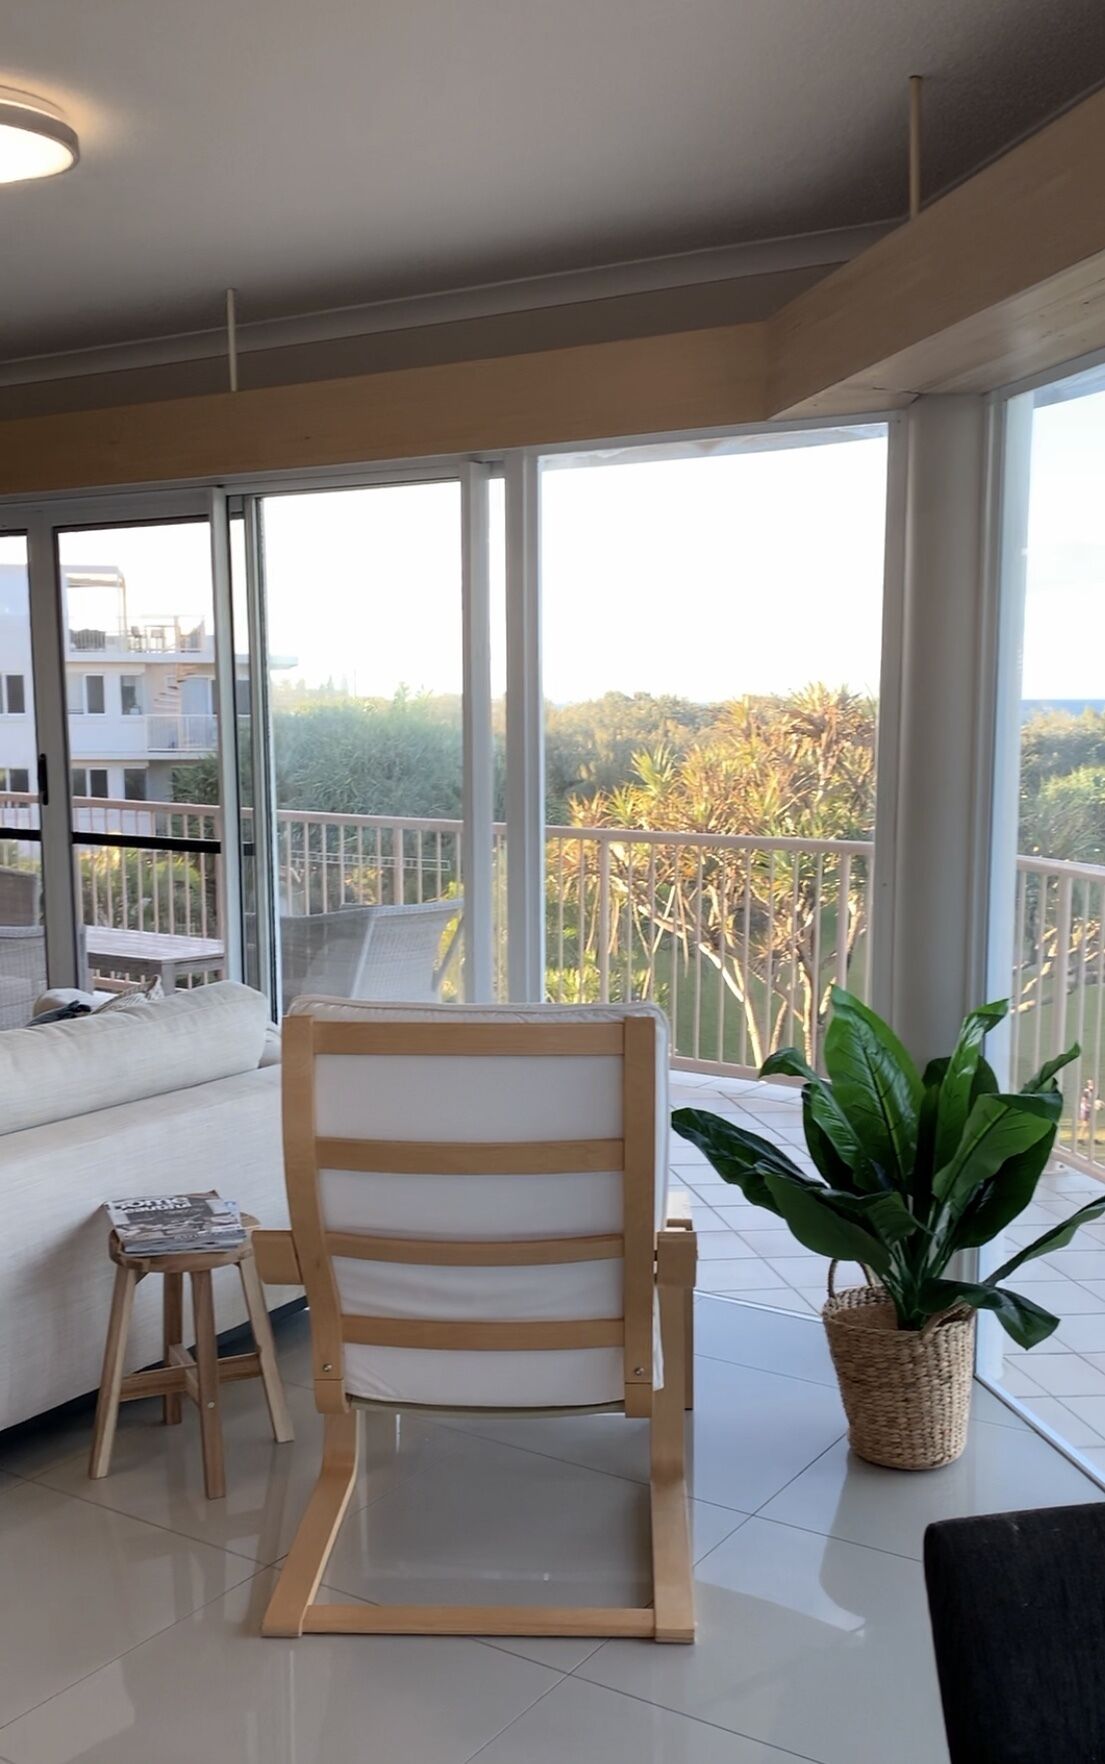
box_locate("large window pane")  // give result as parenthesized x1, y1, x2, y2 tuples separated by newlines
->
(540, 431, 889, 1069)
(56, 523, 224, 993)
(983, 366, 1105, 1474)
(0, 533, 46, 1025)
(259, 483, 467, 1010)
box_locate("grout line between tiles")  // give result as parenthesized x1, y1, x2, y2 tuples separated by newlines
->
(0, 1562, 273, 1738)
(0, 1461, 270, 1568)
(459, 1672, 571, 1762)
(560, 1673, 826, 1764)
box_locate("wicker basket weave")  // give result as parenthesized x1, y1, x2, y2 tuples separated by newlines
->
(822, 1264, 977, 1470)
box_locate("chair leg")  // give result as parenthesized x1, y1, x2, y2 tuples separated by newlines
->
(238, 1251, 294, 1444)
(89, 1263, 140, 1480)
(650, 1281, 695, 1643)
(262, 1410, 360, 1637)
(162, 1272, 184, 1426)
(684, 1287, 695, 1412)
(191, 1269, 226, 1499)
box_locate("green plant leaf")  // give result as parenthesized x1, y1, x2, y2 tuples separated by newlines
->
(670, 1108, 814, 1216)
(762, 1171, 893, 1275)
(916, 1278, 1059, 1348)
(759, 1047, 816, 1082)
(986, 1191, 1105, 1285)
(802, 1082, 885, 1193)
(823, 987, 922, 1186)
(933, 1000, 1008, 1169)
(801, 1088, 854, 1189)
(972, 1056, 1000, 1101)
(914, 1059, 948, 1216)
(931, 1093, 1057, 1214)
(949, 1129, 1057, 1250)
(1020, 1044, 1081, 1094)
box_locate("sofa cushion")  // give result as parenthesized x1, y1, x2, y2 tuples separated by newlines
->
(0, 980, 270, 1137)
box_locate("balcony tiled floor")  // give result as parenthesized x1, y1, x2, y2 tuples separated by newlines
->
(0, 1295, 1100, 1763)
(673, 1070, 1105, 1472)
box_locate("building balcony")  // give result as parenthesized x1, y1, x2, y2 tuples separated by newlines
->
(66, 615, 212, 659)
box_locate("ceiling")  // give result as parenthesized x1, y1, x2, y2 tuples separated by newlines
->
(1, 0, 1104, 368)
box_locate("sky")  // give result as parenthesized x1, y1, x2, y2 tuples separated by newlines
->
(3, 398, 1102, 709)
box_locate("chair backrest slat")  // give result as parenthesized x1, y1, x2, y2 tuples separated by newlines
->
(316, 1137, 624, 1175)
(342, 1317, 625, 1352)
(326, 1231, 624, 1266)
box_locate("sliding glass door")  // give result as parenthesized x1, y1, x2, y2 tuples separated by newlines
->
(55, 518, 226, 996)
(239, 467, 500, 1013)
(0, 532, 48, 1026)
(982, 365, 1105, 1469)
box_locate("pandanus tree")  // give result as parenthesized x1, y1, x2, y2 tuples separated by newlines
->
(673, 988, 1105, 1348)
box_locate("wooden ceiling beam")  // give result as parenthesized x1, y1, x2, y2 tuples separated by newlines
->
(768, 85, 1105, 416)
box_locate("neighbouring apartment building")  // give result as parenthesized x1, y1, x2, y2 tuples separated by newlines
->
(0, 562, 217, 808)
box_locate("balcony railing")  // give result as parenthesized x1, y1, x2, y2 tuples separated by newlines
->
(2, 791, 1102, 1174)
(67, 616, 210, 656)
(146, 713, 218, 753)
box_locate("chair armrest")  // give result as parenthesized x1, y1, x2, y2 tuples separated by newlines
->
(665, 1189, 694, 1232)
(252, 1229, 303, 1286)
(657, 1225, 697, 1289)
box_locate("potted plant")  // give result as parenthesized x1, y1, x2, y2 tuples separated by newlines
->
(672, 988, 1105, 1470)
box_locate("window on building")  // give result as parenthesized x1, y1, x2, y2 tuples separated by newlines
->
(85, 675, 106, 715)
(123, 768, 147, 801)
(71, 767, 109, 799)
(0, 767, 30, 793)
(1, 674, 26, 714)
(121, 675, 143, 716)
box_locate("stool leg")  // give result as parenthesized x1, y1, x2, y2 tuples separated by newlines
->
(190, 1269, 225, 1499)
(163, 1272, 184, 1426)
(239, 1252, 294, 1444)
(89, 1264, 139, 1480)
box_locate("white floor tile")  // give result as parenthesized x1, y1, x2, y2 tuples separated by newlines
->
(471, 1675, 801, 1763)
(0, 1571, 559, 1764)
(0, 1480, 255, 1728)
(696, 1232, 762, 1261)
(1016, 1396, 1105, 1447)
(693, 1296, 836, 1386)
(990, 1361, 1042, 1398)
(759, 1417, 1101, 1560)
(579, 1517, 947, 1764)
(1055, 1313, 1105, 1352)
(696, 1261, 801, 1293)
(1005, 1352, 1105, 1397)
(33, 1383, 464, 1566)
(970, 1383, 1031, 1428)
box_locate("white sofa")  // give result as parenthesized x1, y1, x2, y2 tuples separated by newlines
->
(0, 981, 293, 1433)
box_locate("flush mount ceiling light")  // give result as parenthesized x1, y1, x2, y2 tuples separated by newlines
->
(0, 87, 78, 184)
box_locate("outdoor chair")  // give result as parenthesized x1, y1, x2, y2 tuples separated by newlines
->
(279, 897, 463, 1006)
(0, 865, 39, 925)
(255, 999, 697, 1644)
(0, 926, 47, 1029)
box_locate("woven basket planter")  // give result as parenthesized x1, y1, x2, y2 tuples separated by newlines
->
(822, 1264, 977, 1470)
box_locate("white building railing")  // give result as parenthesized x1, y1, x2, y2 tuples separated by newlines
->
(1, 792, 1102, 1175)
(146, 713, 218, 753)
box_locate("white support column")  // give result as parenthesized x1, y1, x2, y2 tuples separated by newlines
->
(209, 488, 243, 983)
(460, 461, 494, 1002)
(26, 511, 80, 987)
(504, 451, 545, 1001)
(883, 395, 995, 1066)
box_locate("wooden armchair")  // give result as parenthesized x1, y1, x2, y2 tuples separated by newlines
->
(255, 1000, 697, 1644)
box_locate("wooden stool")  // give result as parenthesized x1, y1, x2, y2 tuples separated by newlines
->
(89, 1213, 294, 1498)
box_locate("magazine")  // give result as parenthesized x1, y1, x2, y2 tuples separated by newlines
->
(105, 1191, 246, 1256)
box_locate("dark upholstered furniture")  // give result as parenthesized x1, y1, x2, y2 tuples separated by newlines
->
(925, 1503, 1105, 1763)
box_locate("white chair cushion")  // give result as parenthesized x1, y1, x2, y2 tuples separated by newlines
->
(288, 998, 669, 1407)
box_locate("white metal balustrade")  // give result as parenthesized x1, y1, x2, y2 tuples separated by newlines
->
(2, 790, 1103, 1176)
